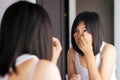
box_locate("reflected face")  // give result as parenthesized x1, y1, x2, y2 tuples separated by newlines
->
(74, 21, 92, 45)
(74, 21, 87, 37)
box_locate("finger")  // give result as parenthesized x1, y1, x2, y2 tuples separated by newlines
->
(71, 74, 81, 78)
(83, 31, 91, 38)
(52, 37, 62, 50)
(70, 74, 81, 80)
(52, 37, 58, 43)
(82, 31, 91, 41)
(83, 32, 92, 43)
(79, 36, 86, 45)
(76, 74, 81, 78)
(52, 37, 59, 46)
(70, 77, 78, 80)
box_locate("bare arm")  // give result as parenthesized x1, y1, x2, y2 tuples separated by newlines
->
(67, 48, 81, 80)
(85, 50, 102, 80)
(52, 37, 62, 64)
(99, 44, 116, 80)
(84, 44, 116, 80)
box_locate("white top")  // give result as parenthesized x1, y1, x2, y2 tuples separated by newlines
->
(0, 54, 39, 80)
(75, 42, 117, 80)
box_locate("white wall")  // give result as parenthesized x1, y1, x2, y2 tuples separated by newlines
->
(0, 0, 19, 25)
(69, 0, 76, 47)
(114, 0, 120, 79)
(0, 0, 36, 25)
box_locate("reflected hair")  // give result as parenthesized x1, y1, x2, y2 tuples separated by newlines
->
(71, 11, 104, 56)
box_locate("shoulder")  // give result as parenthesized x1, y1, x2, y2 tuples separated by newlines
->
(67, 47, 75, 62)
(32, 59, 61, 80)
(8, 57, 38, 80)
(67, 47, 76, 57)
(37, 60, 60, 70)
(102, 42, 116, 54)
(101, 42, 117, 60)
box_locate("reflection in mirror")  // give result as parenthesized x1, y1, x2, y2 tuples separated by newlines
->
(67, 0, 119, 80)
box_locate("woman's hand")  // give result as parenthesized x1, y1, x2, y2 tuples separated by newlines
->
(52, 37, 62, 64)
(78, 31, 93, 56)
(69, 74, 81, 80)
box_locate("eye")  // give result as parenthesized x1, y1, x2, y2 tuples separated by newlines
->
(82, 28, 87, 33)
(83, 29, 87, 32)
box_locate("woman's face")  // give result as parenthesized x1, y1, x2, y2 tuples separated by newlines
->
(74, 21, 92, 46)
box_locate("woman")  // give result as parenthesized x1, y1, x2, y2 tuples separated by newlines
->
(67, 11, 117, 80)
(0, 1, 62, 80)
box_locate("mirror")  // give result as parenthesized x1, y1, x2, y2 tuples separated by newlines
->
(67, 0, 120, 80)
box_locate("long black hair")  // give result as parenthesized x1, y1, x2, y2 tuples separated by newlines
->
(71, 11, 104, 56)
(0, 1, 53, 76)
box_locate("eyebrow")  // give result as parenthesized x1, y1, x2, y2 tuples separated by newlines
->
(76, 27, 86, 30)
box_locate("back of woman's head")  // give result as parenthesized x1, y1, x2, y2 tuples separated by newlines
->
(0, 1, 53, 76)
(71, 11, 104, 56)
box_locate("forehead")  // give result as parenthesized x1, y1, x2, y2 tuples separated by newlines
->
(77, 21, 86, 29)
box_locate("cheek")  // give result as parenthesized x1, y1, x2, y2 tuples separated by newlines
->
(73, 33, 78, 43)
